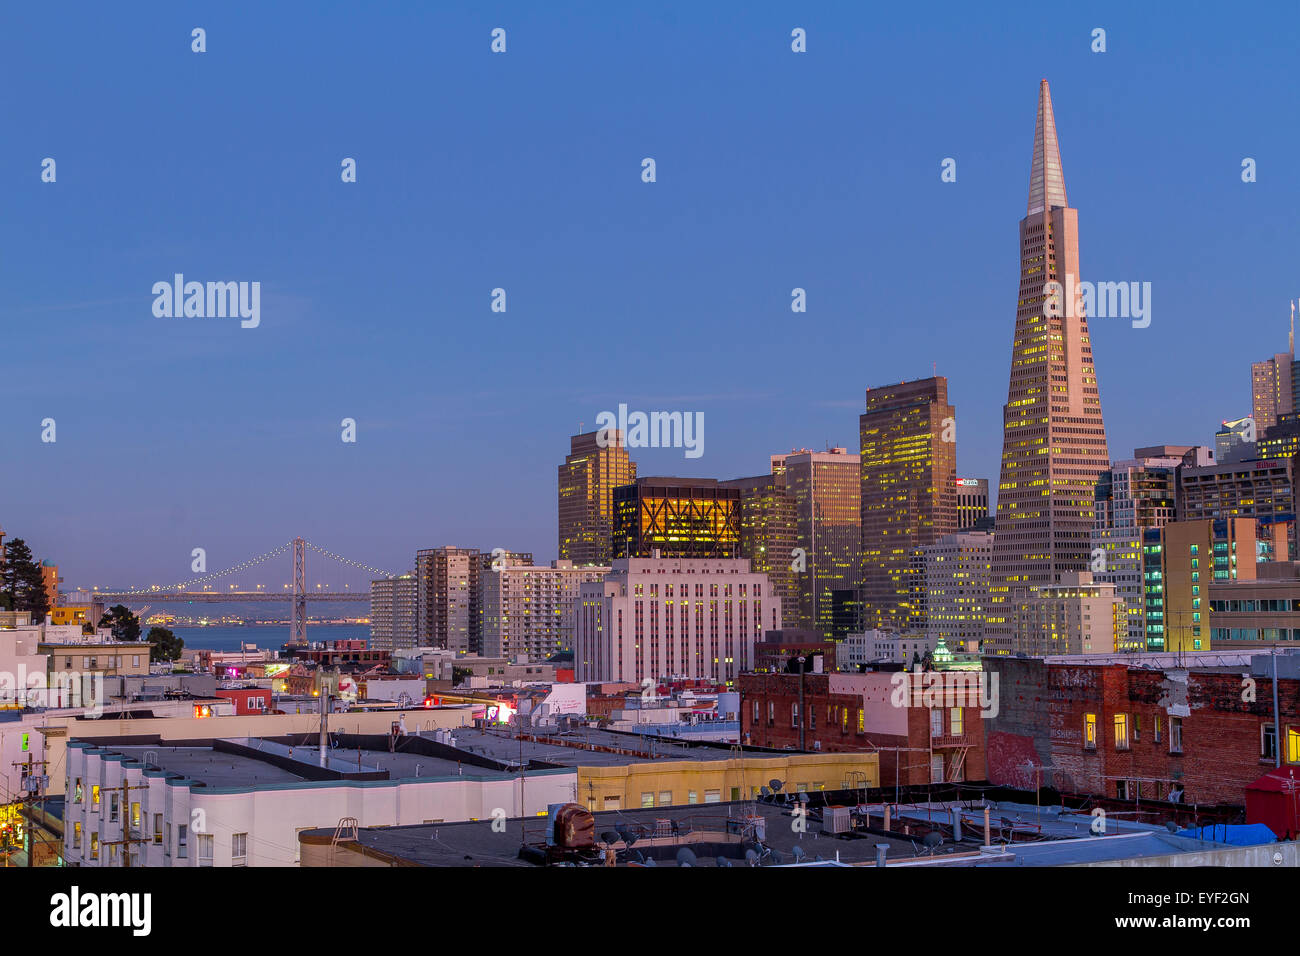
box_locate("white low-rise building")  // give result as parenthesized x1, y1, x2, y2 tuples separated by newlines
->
(62, 735, 577, 867)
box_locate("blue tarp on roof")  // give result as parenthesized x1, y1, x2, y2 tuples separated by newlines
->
(1175, 823, 1277, 846)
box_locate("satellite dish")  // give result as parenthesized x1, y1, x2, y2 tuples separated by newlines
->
(643, 857, 657, 867)
(601, 831, 621, 845)
(715, 856, 732, 868)
(676, 847, 697, 867)
(923, 831, 943, 849)
(769, 779, 784, 793)
(792, 846, 807, 863)
(767, 850, 783, 865)
(744, 848, 759, 867)
(616, 823, 637, 847)
(759, 786, 771, 798)
(1164, 822, 1180, 834)
(798, 791, 810, 803)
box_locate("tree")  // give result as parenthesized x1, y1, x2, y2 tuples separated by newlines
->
(146, 626, 184, 663)
(0, 538, 50, 622)
(97, 604, 141, 643)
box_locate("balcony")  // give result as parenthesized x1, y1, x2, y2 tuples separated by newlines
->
(931, 733, 969, 749)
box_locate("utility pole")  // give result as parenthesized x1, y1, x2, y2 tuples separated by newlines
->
(1273, 644, 1282, 769)
(102, 780, 149, 867)
(14, 754, 47, 869)
(797, 655, 806, 752)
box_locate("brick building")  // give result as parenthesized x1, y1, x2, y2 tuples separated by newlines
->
(738, 670, 987, 787)
(985, 653, 1300, 805)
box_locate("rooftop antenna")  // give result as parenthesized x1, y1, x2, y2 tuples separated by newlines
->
(1291, 301, 1296, 357)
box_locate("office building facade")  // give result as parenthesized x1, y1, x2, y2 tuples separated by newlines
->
(612, 477, 740, 559)
(574, 557, 779, 685)
(859, 377, 957, 631)
(558, 430, 636, 566)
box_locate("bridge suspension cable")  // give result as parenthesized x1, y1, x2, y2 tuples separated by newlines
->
(109, 542, 295, 595)
(302, 540, 396, 579)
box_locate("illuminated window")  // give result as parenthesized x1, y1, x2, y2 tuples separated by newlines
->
(1114, 714, 1129, 750)
(950, 708, 963, 736)
(91, 785, 100, 811)
(90, 833, 99, 860)
(1084, 713, 1097, 749)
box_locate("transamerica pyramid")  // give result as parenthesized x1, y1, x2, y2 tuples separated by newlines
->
(984, 79, 1111, 655)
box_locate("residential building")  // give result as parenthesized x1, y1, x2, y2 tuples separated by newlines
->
(61, 731, 571, 867)
(368, 572, 418, 653)
(479, 559, 609, 660)
(738, 671, 988, 785)
(984, 651, 1300, 805)
(416, 547, 480, 653)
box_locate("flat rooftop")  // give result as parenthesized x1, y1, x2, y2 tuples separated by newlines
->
(304, 797, 1240, 868)
(303, 801, 923, 868)
(450, 727, 805, 768)
(103, 739, 543, 790)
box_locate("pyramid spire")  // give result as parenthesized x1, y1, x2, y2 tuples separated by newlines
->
(1027, 78, 1068, 215)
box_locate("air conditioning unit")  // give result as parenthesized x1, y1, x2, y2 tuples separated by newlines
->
(823, 805, 852, 835)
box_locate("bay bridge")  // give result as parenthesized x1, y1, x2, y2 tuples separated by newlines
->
(90, 538, 395, 644)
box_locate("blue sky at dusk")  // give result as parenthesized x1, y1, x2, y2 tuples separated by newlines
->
(2, 1, 1298, 589)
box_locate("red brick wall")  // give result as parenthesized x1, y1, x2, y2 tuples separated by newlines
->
(738, 673, 987, 786)
(986, 658, 1300, 805)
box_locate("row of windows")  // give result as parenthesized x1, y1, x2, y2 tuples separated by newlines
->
(71, 816, 248, 866)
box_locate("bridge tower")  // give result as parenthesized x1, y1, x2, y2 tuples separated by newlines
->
(291, 537, 307, 646)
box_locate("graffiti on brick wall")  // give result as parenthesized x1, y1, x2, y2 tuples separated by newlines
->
(1158, 668, 1192, 717)
(1051, 667, 1097, 691)
(986, 730, 1043, 789)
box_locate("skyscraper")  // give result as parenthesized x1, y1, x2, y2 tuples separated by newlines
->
(956, 478, 990, 529)
(1090, 450, 1189, 651)
(986, 79, 1110, 655)
(859, 377, 957, 631)
(612, 477, 740, 559)
(558, 430, 636, 566)
(1252, 311, 1294, 433)
(369, 572, 418, 652)
(781, 448, 861, 638)
(721, 467, 800, 628)
(415, 546, 480, 653)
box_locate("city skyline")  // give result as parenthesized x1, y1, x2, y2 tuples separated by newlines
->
(5, 3, 1299, 589)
